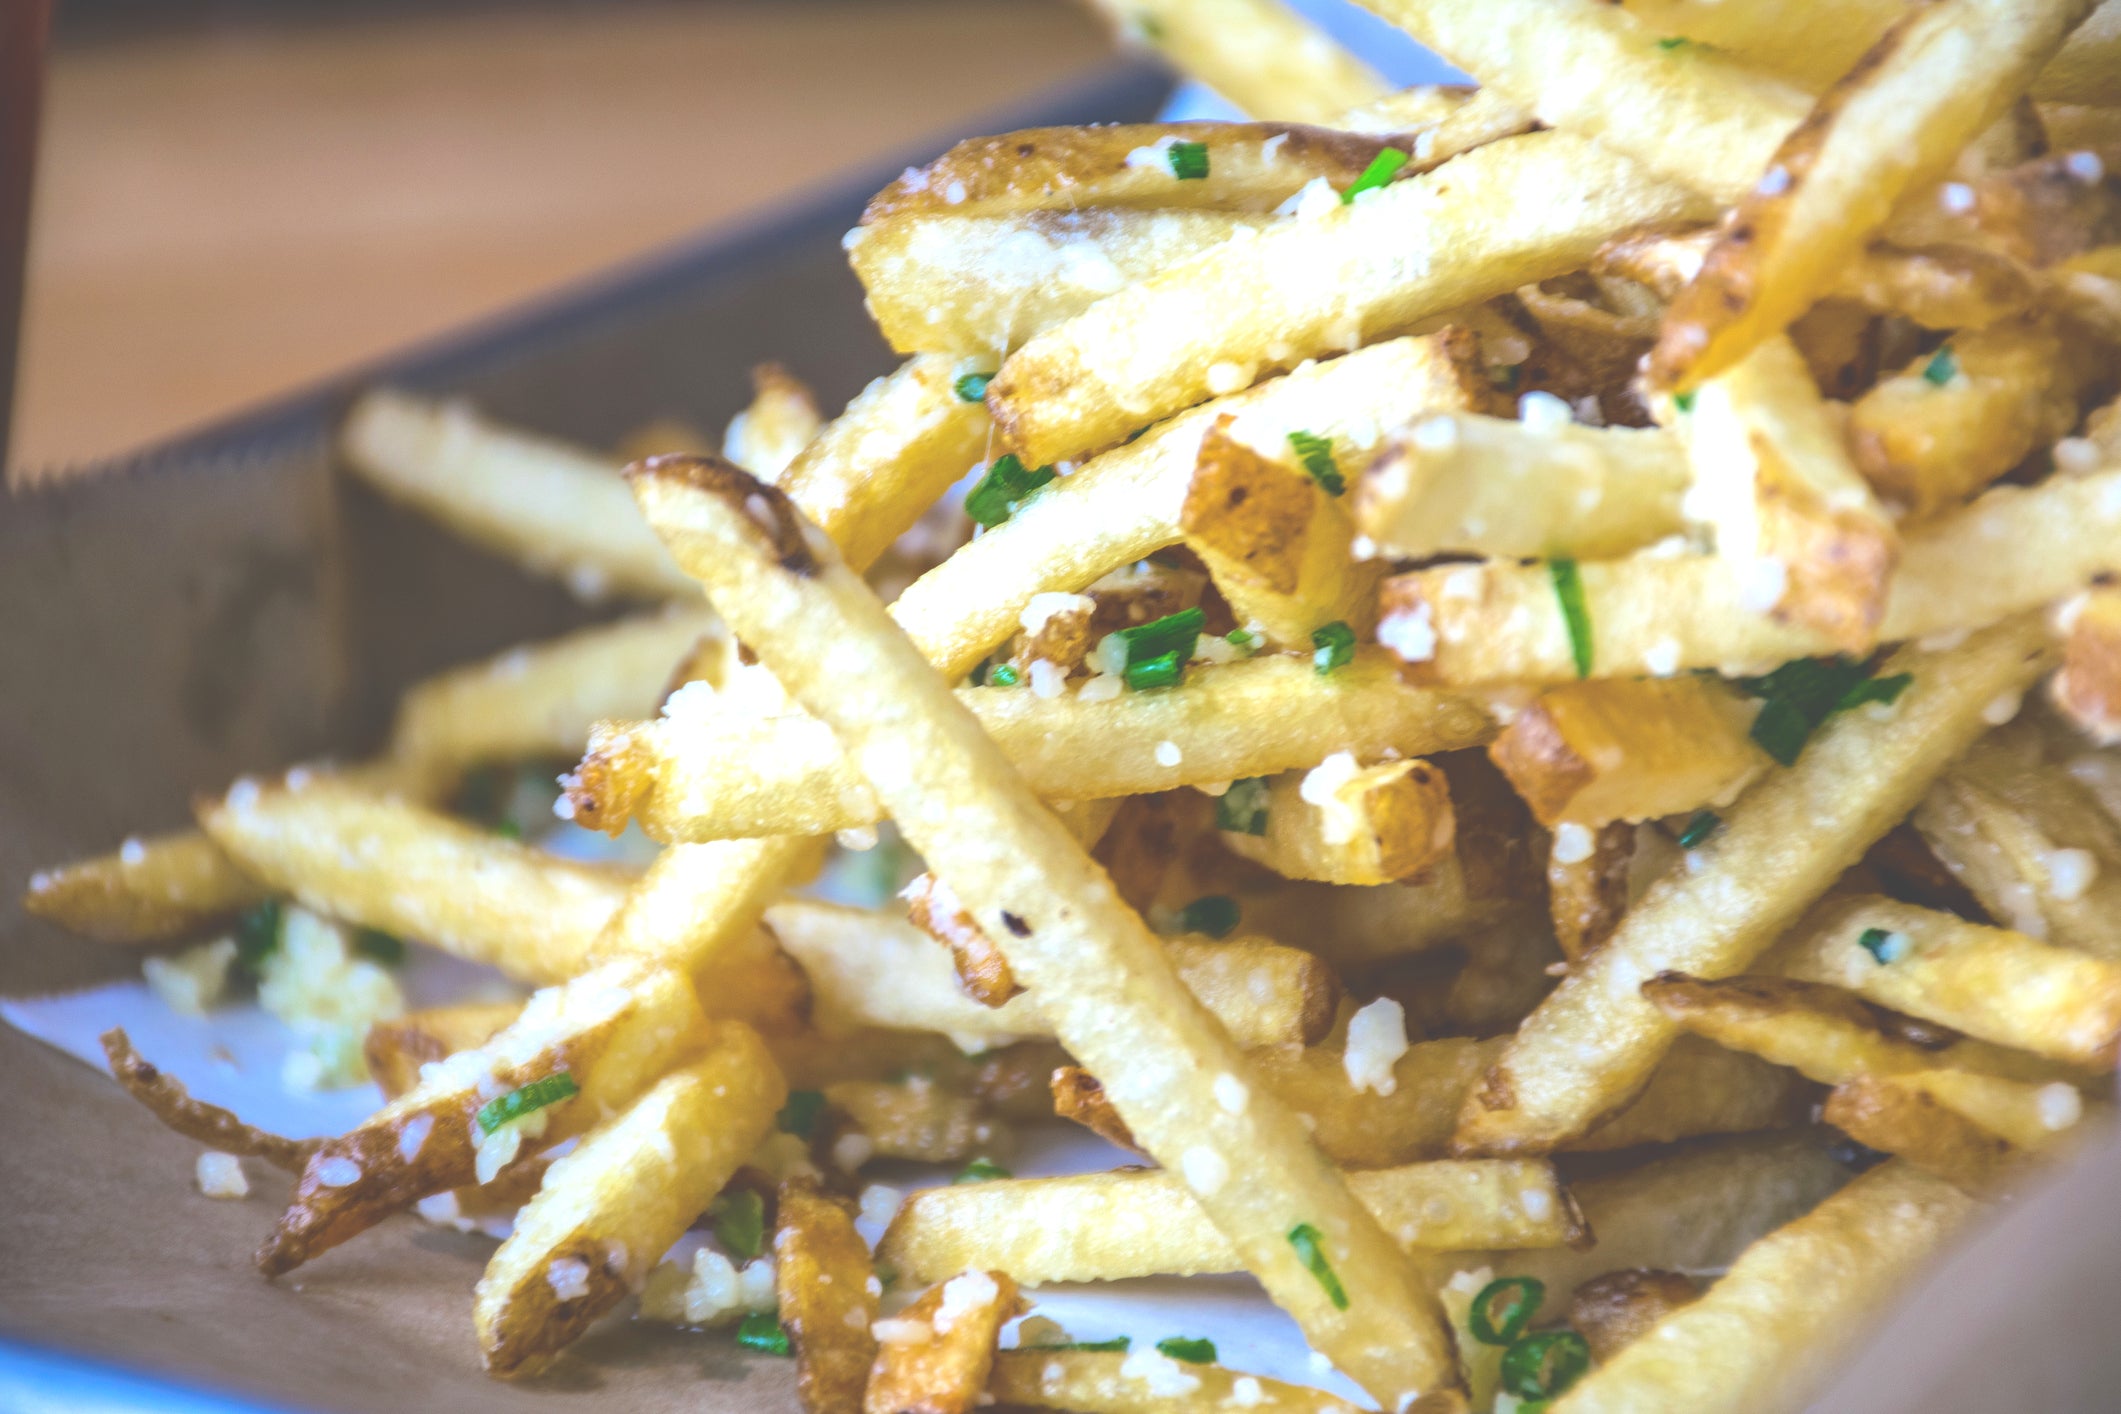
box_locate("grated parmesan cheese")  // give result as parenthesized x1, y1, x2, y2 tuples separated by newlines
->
(195, 1151, 248, 1199)
(1343, 997, 1409, 1096)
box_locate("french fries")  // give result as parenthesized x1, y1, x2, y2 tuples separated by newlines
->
(990, 1350, 1370, 1413)
(2055, 585, 2121, 741)
(1078, 0, 1389, 124)
(1822, 1074, 2023, 1194)
(1547, 820, 1634, 964)
(723, 362, 822, 479)
(866, 1271, 1024, 1414)
(102, 1027, 317, 1172)
(473, 1022, 783, 1376)
(364, 1002, 524, 1100)
(776, 1178, 882, 1414)
(630, 458, 1459, 1405)
(1567, 1269, 1700, 1364)
(24, 827, 265, 944)
(1219, 756, 1457, 886)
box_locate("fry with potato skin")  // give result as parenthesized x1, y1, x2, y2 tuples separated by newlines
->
(472, 1023, 784, 1377)
(1547, 821, 1634, 964)
(363, 1002, 525, 1100)
(629, 456, 1459, 1406)
(102, 1028, 318, 1172)
(1454, 617, 2057, 1156)
(1822, 1075, 2023, 1195)
(1568, 1269, 1700, 1365)
(866, 1271, 1024, 1414)
(777, 1178, 881, 1414)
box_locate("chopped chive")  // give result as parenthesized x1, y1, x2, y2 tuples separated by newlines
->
(1226, 627, 1257, 652)
(1312, 620, 1357, 675)
(1500, 1330, 1591, 1400)
(233, 898, 283, 978)
(1119, 607, 1206, 666)
(353, 927, 406, 966)
(954, 1157, 1012, 1184)
(1840, 672, 1912, 711)
(1858, 927, 1908, 963)
(1341, 147, 1409, 204)
(1136, 14, 1165, 42)
(777, 1089, 826, 1138)
(1549, 559, 1593, 679)
(1677, 811, 1720, 850)
(1469, 1276, 1545, 1347)
(1490, 364, 1521, 392)
(714, 1189, 767, 1261)
(1673, 389, 1696, 414)
(965, 454, 1057, 529)
(1124, 649, 1185, 692)
(1216, 777, 1271, 836)
(475, 1072, 578, 1135)
(1923, 345, 1958, 386)
(494, 819, 523, 840)
(1167, 140, 1210, 181)
(1178, 895, 1241, 939)
(1046, 1336, 1131, 1352)
(736, 1311, 791, 1356)
(988, 662, 1023, 687)
(1738, 658, 1913, 766)
(953, 372, 992, 403)
(1156, 1336, 1218, 1364)
(1288, 1223, 1349, 1310)
(1287, 430, 1346, 495)
(1656, 35, 1690, 50)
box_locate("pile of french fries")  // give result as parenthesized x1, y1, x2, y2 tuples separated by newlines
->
(24, 0, 2121, 1409)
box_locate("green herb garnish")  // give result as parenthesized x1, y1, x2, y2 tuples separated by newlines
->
(1288, 1223, 1349, 1310)
(1923, 345, 1958, 386)
(954, 1157, 1012, 1184)
(777, 1089, 826, 1138)
(736, 1311, 791, 1356)
(1500, 1330, 1591, 1400)
(1124, 649, 1185, 692)
(1312, 620, 1356, 675)
(1549, 559, 1593, 679)
(1178, 895, 1241, 939)
(1738, 657, 1912, 766)
(1043, 1336, 1131, 1353)
(1287, 430, 1345, 495)
(474, 1072, 578, 1135)
(1673, 389, 1696, 414)
(954, 372, 992, 403)
(1157, 1336, 1218, 1364)
(1657, 35, 1691, 50)
(1490, 364, 1522, 392)
(234, 898, 283, 978)
(494, 819, 523, 841)
(1167, 140, 1210, 181)
(988, 662, 1023, 687)
(1341, 147, 1409, 204)
(1226, 627, 1257, 652)
(714, 1189, 767, 1261)
(1118, 608, 1204, 691)
(1676, 811, 1720, 850)
(1216, 777, 1271, 836)
(1469, 1276, 1545, 1346)
(353, 927, 406, 966)
(1858, 926, 1907, 963)
(966, 453, 1058, 529)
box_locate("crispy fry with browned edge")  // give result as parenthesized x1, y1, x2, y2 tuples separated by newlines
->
(1079, 0, 1388, 123)
(1548, 821, 1634, 964)
(1823, 1075, 2023, 1195)
(1489, 677, 1767, 828)
(990, 1348, 1368, 1412)
(1649, 0, 2100, 389)
(630, 457, 1458, 1405)
(1455, 618, 2056, 1155)
(879, 1160, 1582, 1285)
(1221, 757, 1456, 886)
(904, 873, 1023, 1007)
(257, 961, 703, 1276)
(363, 1002, 525, 1100)
(1569, 1270, 1700, 1364)
(865, 1271, 1024, 1414)
(102, 1028, 317, 1172)
(1550, 1163, 1976, 1414)
(2055, 585, 2121, 742)
(777, 1177, 881, 1414)
(24, 829, 265, 944)
(723, 362, 822, 480)
(473, 1022, 782, 1376)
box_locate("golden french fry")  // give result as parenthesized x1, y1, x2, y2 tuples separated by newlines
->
(1378, 467, 2118, 686)
(102, 1027, 317, 1172)
(1822, 1074, 2023, 1195)
(722, 362, 822, 479)
(630, 457, 1459, 1405)
(1876, 1065, 2086, 1150)
(987, 132, 1706, 468)
(825, 1077, 1003, 1165)
(990, 1349, 1367, 1414)
(769, 901, 1337, 1051)
(1337, 84, 1537, 168)
(777, 1177, 881, 1414)
(338, 389, 696, 600)
(257, 960, 704, 1276)
(1079, 0, 1389, 123)
(1547, 820, 1634, 965)
(24, 828, 265, 944)
(2055, 585, 2121, 742)
(1550, 1163, 1975, 1414)
(364, 1002, 525, 1101)
(879, 1160, 1582, 1286)
(1649, 0, 2100, 389)
(1220, 756, 1456, 886)
(1676, 334, 1899, 650)
(1568, 1270, 1701, 1365)
(1487, 677, 1767, 829)
(472, 1022, 783, 1376)
(866, 1271, 1025, 1414)
(905, 872, 1024, 1007)
(1455, 618, 2056, 1155)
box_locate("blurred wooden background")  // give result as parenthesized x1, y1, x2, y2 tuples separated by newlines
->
(12, 0, 1111, 476)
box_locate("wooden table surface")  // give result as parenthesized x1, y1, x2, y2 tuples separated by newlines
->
(11, 1, 1112, 479)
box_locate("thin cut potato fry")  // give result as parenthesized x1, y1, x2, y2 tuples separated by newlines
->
(102, 1027, 317, 1172)
(866, 1271, 1025, 1414)
(1770, 896, 2121, 1068)
(1547, 1163, 1975, 1414)
(722, 362, 822, 480)
(257, 960, 704, 1275)
(1547, 820, 1634, 964)
(338, 389, 696, 601)
(777, 1177, 881, 1414)
(23, 828, 265, 944)
(1356, 0, 1807, 202)
(1676, 334, 1899, 650)
(472, 1023, 783, 1376)
(769, 901, 1338, 1050)
(862, 123, 1401, 222)
(826, 1078, 1001, 1165)
(363, 1002, 525, 1100)
(1649, 0, 2101, 389)
(2055, 585, 2121, 742)
(630, 458, 1460, 1405)
(1355, 412, 1690, 561)
(990, 1350, 1365, 1414)
(1567, 1270, 1701, 1365)
(1454, 618, 2056, 1155)
(1220, 757, 1457, 886)
(987, 132, 1707, 467)
(1487, 677, 1767, 828)
(850, 209, 1274, 357)
(199, 777, 634, 987)
(570, 653, 1491, 842)
(905, 871, 1024, 1007)
(1337, 84, 1537, 171)
(1378, 465, 2121, 686)
(878, 1160, 1583, 1286)
(1823, 1074, 2022, 1195)
(1079, 0, 1389, 123)
(1870, 1066, 2085, 1151)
